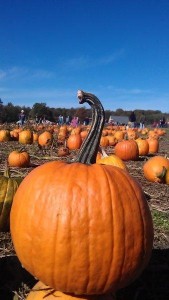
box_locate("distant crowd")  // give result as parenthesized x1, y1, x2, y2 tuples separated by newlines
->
(17, 110, 91, 127)
(16, 109, 168, 129)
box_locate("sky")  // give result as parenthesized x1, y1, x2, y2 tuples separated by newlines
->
(0, 0, 169, 112)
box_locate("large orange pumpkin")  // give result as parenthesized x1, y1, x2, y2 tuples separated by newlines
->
(10, 91, 153, 296)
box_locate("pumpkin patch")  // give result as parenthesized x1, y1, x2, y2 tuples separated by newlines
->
(0, 91, 168, 300)
(10, 91, 153, 296)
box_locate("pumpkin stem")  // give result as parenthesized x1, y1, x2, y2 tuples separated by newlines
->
(157, 166, 167, 182)
(73, 90, 105, 164)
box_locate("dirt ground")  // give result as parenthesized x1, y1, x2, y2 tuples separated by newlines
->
(0, 130, 169, 300)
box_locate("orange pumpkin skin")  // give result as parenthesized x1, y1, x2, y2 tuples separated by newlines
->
(10, 161, 153, 295)
(0, 129, 11, 142)
(33, 132, 39, 143)
(143, 156, 169, 183)
(38, 131, 53, 146)
(165, 169, 169, 184)
(10, 130, 19, 141)
(26, 281, 113, 300)
(19, 130, 33, 144)
(100, 136, 109, 147)
(66, 134, 82, 150)
(106, 135, 117, 146)
(147, 138, 159, 154)
(135, 138, 149, 156)
(113, 131, 124, 142)
(114, 140, 139, 161)
(97, 154, 127, 171)
(8, 150, 30, 167)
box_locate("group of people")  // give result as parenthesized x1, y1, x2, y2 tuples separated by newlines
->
(129, 111, 145, 129)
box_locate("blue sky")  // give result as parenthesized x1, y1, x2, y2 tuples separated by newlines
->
(0, 0, 169, 112)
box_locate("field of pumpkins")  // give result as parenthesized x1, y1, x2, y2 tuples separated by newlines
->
(0, 91, 169, 300)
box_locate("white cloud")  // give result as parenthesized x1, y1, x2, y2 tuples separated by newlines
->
(61, 49, 125, 70)
(0, 67, 54, 81)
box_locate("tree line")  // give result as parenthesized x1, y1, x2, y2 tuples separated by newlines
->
(0, 98, 168, 125)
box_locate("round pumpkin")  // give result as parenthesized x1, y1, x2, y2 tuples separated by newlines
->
(0, 168, 21, 232)
(66, 133, 82, 150)
(99, 136, 109, 147)
(10, 91, 153, 296)
(0, 129, 11, 142)
(147, 138, 159, 154)
(26, 281, 113, 300)
(8, 150, 30, 168)
(143, 156, 169, 183)
(114, 140, 139, 161)
(19, 130, 33, 144)
(135, 138, 149, 156)
(38, 131, 53, 147)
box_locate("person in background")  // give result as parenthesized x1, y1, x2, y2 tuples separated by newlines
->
(83, 117, 89, 126)
(58, 115, 64, 125)
(35, 115, 39, 124)
(71, 116, 78, 127)
(66, 116, 70, 125)
(19, 110, 26, 126)
(139, 112, 145, 129)
(129, 111, 136, 128)
(161, 117, 166, 128)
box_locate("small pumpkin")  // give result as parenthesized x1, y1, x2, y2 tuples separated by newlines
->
(135, 138, 149, 156)
(113, 130, 125, 141)
(0, 168, 22, 232)
(99, 136, 109, 147)
(147, 138, 159, 154)
(38, 131, 53, 147)
(106, 135, 117, 146)
(66, 133, 82, 150)
(8, 150, 30, 168)
(143, 155, 169, 183)
(114, 139, 139, 161)
(96, 148, 127, 171)
(19, 130, 33, 144)
(0, 129, 11, 142)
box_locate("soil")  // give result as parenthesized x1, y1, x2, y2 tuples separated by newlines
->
(0, 130, 169, 300)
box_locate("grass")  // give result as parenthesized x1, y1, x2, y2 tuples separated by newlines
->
(152, 209, 169, 232)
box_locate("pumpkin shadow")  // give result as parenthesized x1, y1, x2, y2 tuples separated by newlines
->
(117, 248, 169, 300)
(0, 255, 36, 300)
(0, 249, 169, 300)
